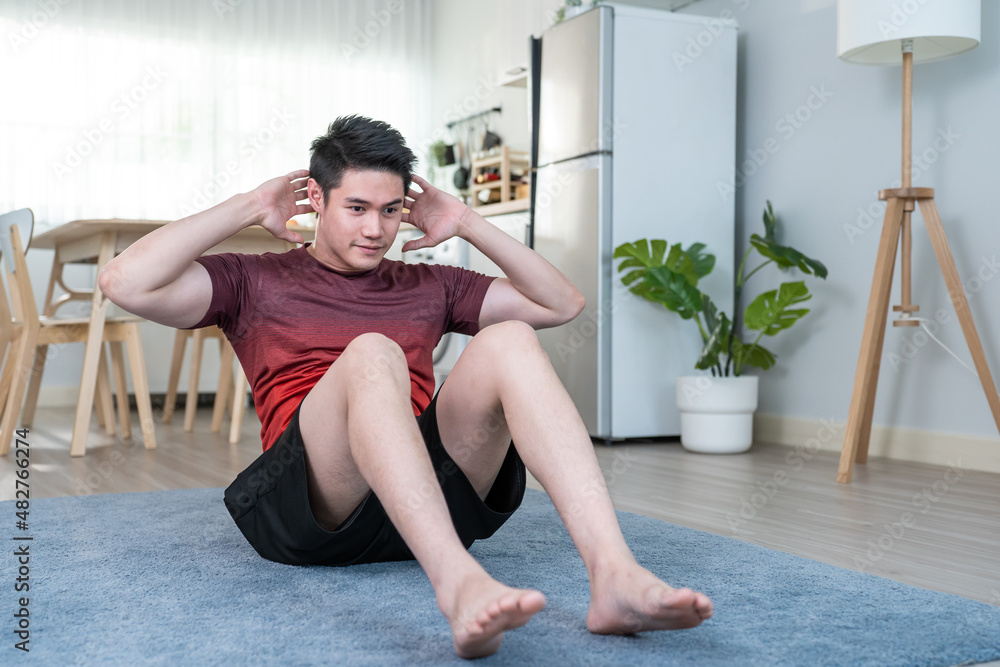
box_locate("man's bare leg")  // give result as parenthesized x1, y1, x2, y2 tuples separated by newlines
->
(298, 333, 545, 658)
(435, 322, 713, 634)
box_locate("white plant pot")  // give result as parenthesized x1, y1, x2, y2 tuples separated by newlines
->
(676, 376, 758, 454)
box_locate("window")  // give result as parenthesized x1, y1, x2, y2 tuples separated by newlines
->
(0, 0, 431, 225)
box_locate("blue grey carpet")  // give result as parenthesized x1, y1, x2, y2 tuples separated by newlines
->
(3, 487, 999, 666)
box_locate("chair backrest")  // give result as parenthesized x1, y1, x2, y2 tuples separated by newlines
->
(0, 209, 33, 265)
(0, 209, 38, 327)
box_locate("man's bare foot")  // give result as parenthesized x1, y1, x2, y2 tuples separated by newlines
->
(439, 574, 547, 659)
(586, 561, 713, 634)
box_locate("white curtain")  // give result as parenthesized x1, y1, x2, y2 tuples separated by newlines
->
(0, 0, 432, 226)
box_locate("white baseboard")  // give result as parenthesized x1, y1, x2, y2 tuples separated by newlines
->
(754, 413, 1000, 475)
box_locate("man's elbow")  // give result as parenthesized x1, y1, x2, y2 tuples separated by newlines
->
(552, 289, 586, 327)
(97, 263, 129, 309)
(569, 289, 586, 319)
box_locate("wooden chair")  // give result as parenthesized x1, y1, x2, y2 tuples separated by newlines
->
(0, 209, 157, 456)
(163, 327, 250, 443)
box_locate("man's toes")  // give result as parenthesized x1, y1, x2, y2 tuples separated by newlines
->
(477, 604, 499, 625)
(462, 620, 485, 637)
(498, 593, 520, 614)
(671, 588, 696, 604)
(695, 593, 713, 618)
(519, 591, 546, 614)
(650, 586, 691, 613)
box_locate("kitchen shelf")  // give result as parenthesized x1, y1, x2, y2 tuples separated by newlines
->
(473, 151, 530, 169)
(499, 64, 528, 88)
(471, 181, 504, 192)
(471, 146, 530, 209)
(474, 198, 531, 217)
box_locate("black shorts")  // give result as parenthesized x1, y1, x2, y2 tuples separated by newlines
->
(223, 393, 526, 566)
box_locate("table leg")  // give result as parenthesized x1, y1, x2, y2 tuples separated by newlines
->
(212, 340, 235, 433)
(70, 233, 115, 457)
(96, 347, 116, 435)
(229, 363, 248, 444)
(20, 347, 49, 428)
(109, 341, 132, 440)
(184, 328, 205, 432)
(124, 323, 156, 449)
(163, 330, 188, 424)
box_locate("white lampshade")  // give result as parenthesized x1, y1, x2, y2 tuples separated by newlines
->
(838, 0, 980, 65)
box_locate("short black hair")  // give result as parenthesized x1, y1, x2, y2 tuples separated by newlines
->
(309, 115, 416, 203)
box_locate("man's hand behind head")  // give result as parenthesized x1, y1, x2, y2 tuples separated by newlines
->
(250, 170, 313, 244)
(401, 174, 474, 252)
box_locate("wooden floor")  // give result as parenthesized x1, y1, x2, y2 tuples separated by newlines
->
(3, 405, 998, 607)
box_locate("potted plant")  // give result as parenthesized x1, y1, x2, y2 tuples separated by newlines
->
(426, 140, 450, 183)
(613, 201, 827, 453)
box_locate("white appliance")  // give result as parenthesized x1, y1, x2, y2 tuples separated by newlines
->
(531, 4, 737, 440)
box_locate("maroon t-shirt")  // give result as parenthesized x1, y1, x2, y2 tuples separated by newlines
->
(192, 246, 495, 451)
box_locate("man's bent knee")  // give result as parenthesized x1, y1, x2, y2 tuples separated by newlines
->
(473, 320, 545, 359)
(341, 333, 409, 382)
(476, 320, 540, 346)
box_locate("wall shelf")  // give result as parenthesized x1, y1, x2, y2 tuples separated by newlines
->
(471, 146, 530, 209)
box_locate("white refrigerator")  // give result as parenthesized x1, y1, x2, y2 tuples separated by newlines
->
(531, 4, 737, 441)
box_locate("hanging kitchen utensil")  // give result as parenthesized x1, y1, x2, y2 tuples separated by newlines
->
(482, 130, 502, 151)
(482, 108, 502, 151)
(452, 121, 474, 190)
(452, 133, 469, 190)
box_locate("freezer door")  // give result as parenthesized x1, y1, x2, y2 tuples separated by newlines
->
(537, 6, 613, 166)
(533, 156, 611, 438)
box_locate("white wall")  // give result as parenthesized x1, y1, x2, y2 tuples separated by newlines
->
(673, 0, 1000, 439)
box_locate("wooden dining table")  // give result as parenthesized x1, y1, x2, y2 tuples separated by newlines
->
(31, 219, 316, 456)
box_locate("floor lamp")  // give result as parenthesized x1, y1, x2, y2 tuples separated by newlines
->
(836, 0, 1000, 483)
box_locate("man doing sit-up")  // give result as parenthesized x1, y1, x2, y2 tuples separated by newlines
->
(99, 115, 713, 659)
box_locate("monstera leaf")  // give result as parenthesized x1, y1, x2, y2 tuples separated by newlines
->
(696, 301, 731, 371)
(684, 242, 716, 282)
(614, 240, 713, 318)
(615, 239, 715, 288)
(700, 293, 720, 335)
(743, 281, 811, 336)
(640, 266, 704, 319)
(614, 239, 668, 287)
(749, 201, 828, 278)
(614, 238, 669, 267)
(732, 339, 776, 372)
(665, 243, 698, 286)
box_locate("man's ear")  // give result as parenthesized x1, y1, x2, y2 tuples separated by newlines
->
(306, 178, 325, 213)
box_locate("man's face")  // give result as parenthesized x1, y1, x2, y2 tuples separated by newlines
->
(306, 169, 406, 273)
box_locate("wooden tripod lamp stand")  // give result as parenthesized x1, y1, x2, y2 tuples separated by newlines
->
(835, 0, 999, 483)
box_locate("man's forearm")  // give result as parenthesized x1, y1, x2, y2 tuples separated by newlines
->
(101, 193, 262, 298)
(458, 210, 582, 317)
